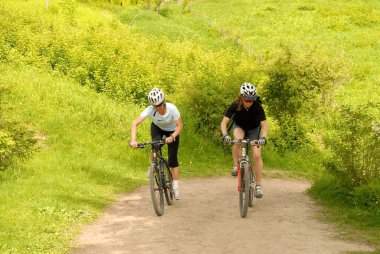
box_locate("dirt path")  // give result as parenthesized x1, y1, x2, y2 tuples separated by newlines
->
(70, 177, 373, 254)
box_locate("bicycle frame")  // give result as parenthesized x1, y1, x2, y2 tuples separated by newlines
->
(228, 139, 260, 218)
(230, 139, 258, 190)
(136, 140, 174, 216)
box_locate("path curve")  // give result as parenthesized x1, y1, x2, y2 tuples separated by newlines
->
(70, 177, 373, 254)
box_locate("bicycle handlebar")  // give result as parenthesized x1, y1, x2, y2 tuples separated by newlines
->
(135, 140, 167, 148)
(226, 139, 262, 146)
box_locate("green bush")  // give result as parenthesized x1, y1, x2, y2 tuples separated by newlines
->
(179, 53, 263, 140)
(323, 104, 380, 187)
(353, 181, 380, 210)
(309, 173, 354, 205)
(310, 174, 380, 224)
(262, 44, 350, 151)
(0, 121, 36, 170)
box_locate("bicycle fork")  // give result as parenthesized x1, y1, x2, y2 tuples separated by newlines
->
(237, 160, 248, 192)
(238, 160, 255, 192)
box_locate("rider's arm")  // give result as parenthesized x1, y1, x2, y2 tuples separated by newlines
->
(131, 115, 144, 146)
(220, 116, 230, 136)
(171, 117, 183, 141)
(260, 120, 268, 138)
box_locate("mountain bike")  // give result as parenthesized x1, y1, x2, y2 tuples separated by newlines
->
(136, 139, 175, 216)
(227, 139, 261, 218)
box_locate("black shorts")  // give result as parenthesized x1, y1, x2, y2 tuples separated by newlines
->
(151, 123, 180, 168)
(232, 123, 261, 140)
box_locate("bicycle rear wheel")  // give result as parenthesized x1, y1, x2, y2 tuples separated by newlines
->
(149, 163, 164, 216)
(248, 168, 254, 207)
(239, 163, 250, 218)
(248, 163, 255, 207)
(160, 158, 174, 205)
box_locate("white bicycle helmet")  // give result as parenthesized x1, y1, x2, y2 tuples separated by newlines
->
(148, 88, 165, 106)
(240, 82, 257, 100)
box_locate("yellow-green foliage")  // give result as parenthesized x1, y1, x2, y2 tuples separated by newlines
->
(0, 0, 263, 140)
(324, 104, 380, 187)
(0, 121, 36, 170)
(0, 84, 37, 170)
(262, 44, 350, 151)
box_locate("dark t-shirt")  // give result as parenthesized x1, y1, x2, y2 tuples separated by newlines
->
(224, 101, 266, 131)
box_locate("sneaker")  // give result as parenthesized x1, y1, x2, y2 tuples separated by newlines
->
(231, 166, 238, 177)
(174, 188, 180, 200)
(255, 185, 263, 198)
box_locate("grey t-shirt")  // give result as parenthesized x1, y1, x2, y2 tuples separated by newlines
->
(140, 102, 181, 131)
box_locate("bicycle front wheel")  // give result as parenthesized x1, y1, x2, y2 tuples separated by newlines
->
(239, 163, 250, 218)
(160, 158, 174, 205)
(149, 163, 164, 216)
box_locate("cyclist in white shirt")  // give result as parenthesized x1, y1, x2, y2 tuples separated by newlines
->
(130, 88, 183, 200)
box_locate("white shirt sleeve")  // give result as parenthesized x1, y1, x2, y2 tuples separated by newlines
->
(140, 106, 154, 120)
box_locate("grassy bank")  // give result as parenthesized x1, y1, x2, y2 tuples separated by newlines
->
(0, 64, 232, 253)
(0, 0, 379, 252)
(0, 63, 327, 253)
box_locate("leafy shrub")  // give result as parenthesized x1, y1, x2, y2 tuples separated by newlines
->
(0, 121, 36, 170)
(0, 84, 36, 170)
(179, 53, 263, 141)
(263, 44, 349, 151)
(310, 174, 380, 220)
(323, 103, 380, 187)
(309, 173, 354, 205)
(352, 181, 380, 210)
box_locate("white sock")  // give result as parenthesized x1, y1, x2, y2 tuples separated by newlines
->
(173, 180, 179, 190)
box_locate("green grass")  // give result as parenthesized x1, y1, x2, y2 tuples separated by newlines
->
(114, 0, 380, 106)
(1, 0, 380, 252)
(0, 64, 141, 253)
(116, 3, 242, 51)
(0, 62, 322, 253)
(187, 0, 380, 105)
(309, 175, 380, 250)
(0, 63, 232, 253)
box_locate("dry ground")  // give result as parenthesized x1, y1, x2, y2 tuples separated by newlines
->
(71, 177, 374, 254)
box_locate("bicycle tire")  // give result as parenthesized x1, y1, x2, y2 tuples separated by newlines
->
(149, 163, 164, 216)
(239, 163, 250, 218)
(248, 165, 254, 207)
(160, 158, 174, 205)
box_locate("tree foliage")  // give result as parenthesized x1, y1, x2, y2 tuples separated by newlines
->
(263, 44, 350, 151)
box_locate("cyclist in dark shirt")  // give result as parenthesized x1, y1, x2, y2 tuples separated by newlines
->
(220, 82, 268, 198)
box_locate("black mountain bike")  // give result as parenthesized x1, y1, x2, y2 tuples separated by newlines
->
(137, 140, 175, 216)
(227, 139, 261, 218)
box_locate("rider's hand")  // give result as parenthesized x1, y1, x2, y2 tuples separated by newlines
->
(223, 134, 231, 143)
(258, 137, 267, 145)
(165, 136, 174, 144)
(130, 140, 138, 148)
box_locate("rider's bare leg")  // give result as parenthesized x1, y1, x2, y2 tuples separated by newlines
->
(171, 166, 179, 180)
(232, 127, 245, 167)
(251, 146, 263, 185)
